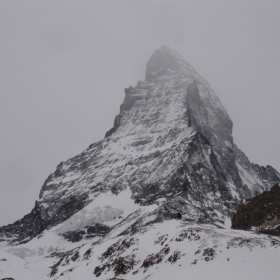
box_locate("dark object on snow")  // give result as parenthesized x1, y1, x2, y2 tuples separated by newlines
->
(170, 212, 182, 219)
(232, 184, 280, 236)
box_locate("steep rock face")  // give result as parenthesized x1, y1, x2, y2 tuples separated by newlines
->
(232, 184, 280, 236)
(0, 46, 279, 242)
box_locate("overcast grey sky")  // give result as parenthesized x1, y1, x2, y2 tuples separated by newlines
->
(0, 0, 280, 226)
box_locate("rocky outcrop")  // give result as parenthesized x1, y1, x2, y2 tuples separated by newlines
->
(61, 223, 111, 242)
(232, 184, 280, 236)
(0, 193, 89, 243)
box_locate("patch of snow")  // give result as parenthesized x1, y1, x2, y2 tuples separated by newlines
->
(56, 188, 141, 234)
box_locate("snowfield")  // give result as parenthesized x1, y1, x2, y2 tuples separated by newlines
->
(1, 194, 280, 280)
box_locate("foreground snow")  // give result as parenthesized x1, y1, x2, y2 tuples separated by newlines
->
(1, 190, 279, 280)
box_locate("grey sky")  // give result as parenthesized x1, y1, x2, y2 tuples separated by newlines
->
(0, 0, 280, 226)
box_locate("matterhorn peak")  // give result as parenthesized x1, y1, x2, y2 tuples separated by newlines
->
(145, 45, 195, 81)
(0, 46, 280, 280)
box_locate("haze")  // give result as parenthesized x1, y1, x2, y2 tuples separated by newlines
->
(0, 0, 280, 226)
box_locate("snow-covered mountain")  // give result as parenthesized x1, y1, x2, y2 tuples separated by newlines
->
(0, 46, 280, 280)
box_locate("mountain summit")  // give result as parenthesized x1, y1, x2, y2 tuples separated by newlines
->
(0, 47, 280, 279)
(145, 45, 195, 81)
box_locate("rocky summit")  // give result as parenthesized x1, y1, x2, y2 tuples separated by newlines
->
(0, 46, 280, 280)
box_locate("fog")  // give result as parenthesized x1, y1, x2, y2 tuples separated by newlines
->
(0, 0, 280, 226)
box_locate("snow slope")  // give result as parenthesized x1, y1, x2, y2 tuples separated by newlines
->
(1, 190, 280, 280)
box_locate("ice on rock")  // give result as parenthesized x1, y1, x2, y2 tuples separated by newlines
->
(56, 189, 140, 234)
(56, 206, 123, 234)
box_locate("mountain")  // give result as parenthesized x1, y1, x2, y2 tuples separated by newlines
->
(0, 46, 279, 280)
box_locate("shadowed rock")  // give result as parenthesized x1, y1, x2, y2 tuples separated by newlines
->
(232, 184, 280, 236)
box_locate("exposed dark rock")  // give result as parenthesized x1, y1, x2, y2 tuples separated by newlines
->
(87, 223, 111, 237)
(113, 255, 137, 276)
(94, 237, 138, 277)
(100, 238, 136, 262)
(174, 228, 201, 242)
(232, 184, 280, 236)
(49, 246, 83, 277)
(62, 230, 85, 243)
(83, 248, 92, 260)
(0, 193, 89, 243)
(61, 223, 111, 242)
(154, 234, 168, 245)
(105, 114, 122, 138)
(167, 250, 181, 264)
(47, 251, 66, 259)
(203, 248, 215, 261)
(170, 212, 182, 219)
(141, 245, 170, 270)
